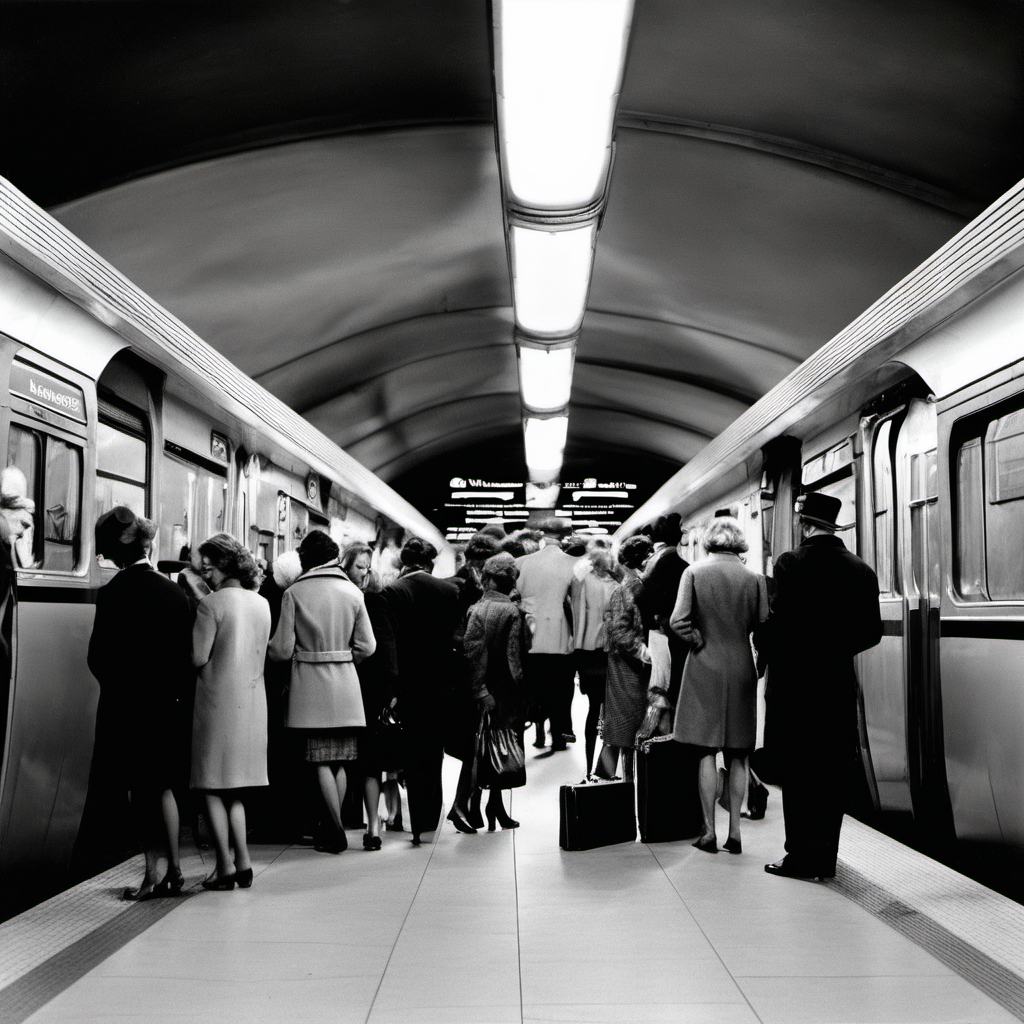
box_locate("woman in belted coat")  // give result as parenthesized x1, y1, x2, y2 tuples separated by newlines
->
(269, 530, 375, 853)
(670, 516, 768, 855)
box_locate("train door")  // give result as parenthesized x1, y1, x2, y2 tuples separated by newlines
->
(895, 398, 952, 837)
(859, 408, 912, 813)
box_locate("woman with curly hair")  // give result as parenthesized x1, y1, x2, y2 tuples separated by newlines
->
(192, 533, 271, 889)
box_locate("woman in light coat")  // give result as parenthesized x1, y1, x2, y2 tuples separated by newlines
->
(670, 516, 768, 854)
(192, 533, 271, 890)
(270, 530, 375, 853)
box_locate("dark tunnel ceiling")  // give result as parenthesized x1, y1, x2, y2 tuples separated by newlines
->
(3, 0, 1022, 510)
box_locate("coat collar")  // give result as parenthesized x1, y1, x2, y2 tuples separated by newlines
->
(800, 533, 846, 550)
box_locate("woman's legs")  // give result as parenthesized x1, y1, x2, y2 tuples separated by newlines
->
(227, 797, 250, 872)
(452, 757, 476, 818)
(363, 775, 382, 838)
(204, 792, 234, 879)
(316, 763, 347, 832)
(383, 778, 401, 826)
(725, 753, 748, 843)
(161, 788, 180, 872)
(697, 754, 718, 840)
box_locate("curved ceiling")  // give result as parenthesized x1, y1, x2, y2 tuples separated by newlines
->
(3, 0, 1021, 513)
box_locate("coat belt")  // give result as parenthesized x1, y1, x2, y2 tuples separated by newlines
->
(294, 649, 353, 663)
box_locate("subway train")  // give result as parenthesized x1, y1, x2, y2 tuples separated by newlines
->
(0, 178, 449, 912)
(620, 182, 1024, 869)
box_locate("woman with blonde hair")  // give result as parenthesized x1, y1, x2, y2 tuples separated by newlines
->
(670, 516, 768, 854)
(192, 533, 271, 889)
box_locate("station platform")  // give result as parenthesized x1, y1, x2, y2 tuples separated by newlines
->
(1, 733, 1021, 1024)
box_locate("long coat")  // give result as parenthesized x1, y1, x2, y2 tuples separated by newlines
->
(463, 590, 529, 730)
(670, 553, 768, 750)
(602, 572, 651, 747)
(764, 534, 882, 745)
(636, 544, 690, 705)
(87, 562, 193, 791)
(269, 564, 375, 729)
(515, 544, 577, 654)
(191, 586, 272, 790)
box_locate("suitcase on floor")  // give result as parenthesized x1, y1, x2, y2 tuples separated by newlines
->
(559, 779, 636, 851)
(635, 739, 704, 843)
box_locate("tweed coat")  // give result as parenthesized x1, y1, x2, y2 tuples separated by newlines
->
(463, 589, 529, 730)
(602, 572, 651, 746)
(670, 553, 768, 750)
(191, 585, 272, 790)
(515, 543, 577, 654)
(269, 564, 376, 729)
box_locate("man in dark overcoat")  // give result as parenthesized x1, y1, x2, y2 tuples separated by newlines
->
(382, 537, 461, 845)
(763, 492, 882, 880)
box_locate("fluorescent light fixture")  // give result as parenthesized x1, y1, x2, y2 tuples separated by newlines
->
(512, 224, 595, 335)
(518, 340, 575, 412)
(524, 413, 568, 482)
(572, 490, 628, 501)
(450, 492, 515, 501)
(495, 0, 634, 209)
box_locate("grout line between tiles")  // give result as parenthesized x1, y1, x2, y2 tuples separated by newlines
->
(647, 844, 766, 1024)
(510, 789, 525, 1024)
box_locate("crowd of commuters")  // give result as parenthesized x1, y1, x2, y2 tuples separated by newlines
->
(77, 484, 880, 900)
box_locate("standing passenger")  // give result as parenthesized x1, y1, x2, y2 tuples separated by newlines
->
(670, 517, 768, 854)
(191, 533, 271, 889)
(515, 518, 577, 752)
(763, 493, 881, 879)
(88, 507, 192, 900)
(382, 538, 461, 845)
(596, 535, 654, 781)
(269, 531, 375, 854)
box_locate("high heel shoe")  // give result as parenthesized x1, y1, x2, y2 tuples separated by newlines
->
(362, 833, 382, 850)
(446, 808, 478, 834)
(466, 804, 485, 831)
(201, 872, 236, 891)
(485, 807, 520, 831)
(144, 866, 185, 899)
(234, 867, 254, 888)
(692, 833, 718, 853)
(723, 837, 742, 855)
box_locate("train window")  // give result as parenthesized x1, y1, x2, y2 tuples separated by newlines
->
(96, 399, 149, 518)
(987, 409, 1024, 503)
(955, 439, 986, 598)
(872, 420, 895, 594)
(984, 411, 1024, 600)
(161, 451, 227, 563)
(6, 424, 82, 571)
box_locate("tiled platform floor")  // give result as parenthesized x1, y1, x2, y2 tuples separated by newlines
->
(1, 723, 1020, 1024)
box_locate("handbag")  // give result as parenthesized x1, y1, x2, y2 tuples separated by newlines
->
(376, 701, 403, 769)
(475, 713, 526, 790)
(634, 701, 673, 744)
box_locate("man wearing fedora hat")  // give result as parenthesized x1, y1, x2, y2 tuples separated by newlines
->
(762, 491, 882, 880)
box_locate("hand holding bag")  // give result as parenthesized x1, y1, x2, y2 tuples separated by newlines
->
(475, 713, 526, 790)
(376, 699, 403, 769)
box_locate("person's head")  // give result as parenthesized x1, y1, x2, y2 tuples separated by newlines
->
(618, 535, 654, 572)
(587, 548, 621, 581)
(500, 536, 526, 558)
(563, 533, 587, 557)
(297, 529, 339, 573)
(400, 536, 438, 572)
(464, 533, 502, 568)
(703, 516, 749, 554)
(650, 513, 683, 546)
(796, 492, 841, 538)
(512, 529, 540, 554)
(198, 533, 261, 590)
(0, 493, 35, 546)
(451, 543, 467, 572)
(94, 506, 156, 569)
(477, 523, 508, 542)
(535, 517, 570, 544)
(481, 552, 519, 595)
(341, 541, 374, 590)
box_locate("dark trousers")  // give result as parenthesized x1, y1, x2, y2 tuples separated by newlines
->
(528, 653, 576, 747)
(780, 736, 853, 875)
(404, 727, 445, 837)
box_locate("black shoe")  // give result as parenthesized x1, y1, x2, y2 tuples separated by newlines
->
(563, 733, 577, 743)
(362, 834, 382, 851)
(532, 739, 548, 749)
(201, 872, 236, 891)
(723, 837, 742, 855)
(446, 808, 477, 834)
(234, 867, 254, 888)
(692, 833, 718, 853)
(764, 859, 831, 880)
(549, 741, 567, 752)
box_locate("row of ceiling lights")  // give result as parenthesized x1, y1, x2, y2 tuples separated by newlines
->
(492, 0, 635, 504)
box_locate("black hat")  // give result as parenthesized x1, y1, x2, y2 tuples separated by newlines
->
(796, 493, 841, 531)
(95, 506, 156, 557)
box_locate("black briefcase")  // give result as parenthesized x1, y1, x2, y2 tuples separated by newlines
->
(559, 780, 636, 851)
(636, 739, 703, 843)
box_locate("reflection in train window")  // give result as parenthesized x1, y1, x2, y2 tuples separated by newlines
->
(954, 403, 1024, 602)
(96, 401, 149, 519)
(161, 452, 227, 564)
(7, 424, 82, 571)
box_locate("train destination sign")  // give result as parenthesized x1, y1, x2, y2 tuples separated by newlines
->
(10, 361, 87, 424)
